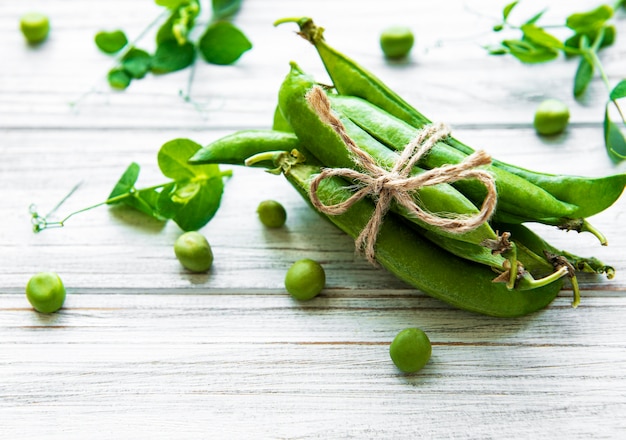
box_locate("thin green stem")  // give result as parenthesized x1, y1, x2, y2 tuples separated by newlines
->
(70, 8, 171, 108)
(32, 182, 172, 232)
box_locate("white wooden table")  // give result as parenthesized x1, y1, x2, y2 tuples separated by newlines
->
(2, 1, 626, 438)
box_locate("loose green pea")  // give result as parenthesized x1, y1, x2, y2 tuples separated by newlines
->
(257, 199, 287, 228)
(533, 99, 570, 136)
(379, 26, 414, 59)
(20, 12, 50, 45)
(389, 327, 432, 373)
(25, 272, 66, 314)
(284, 258, 325, 301)
(174, 231, 214, 273)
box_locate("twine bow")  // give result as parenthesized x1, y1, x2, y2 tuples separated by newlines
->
(306, 86, 498, 264)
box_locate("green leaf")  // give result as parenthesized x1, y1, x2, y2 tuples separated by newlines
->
(127, 188, 166, 219)
(502, 1, 519, 20)
(609, 80, 626, 101)
(121, 48, 151, 79)
(604, 104, 626, 163)
(155, 0, 188, 8)
(107, 68, 132, 90)
(169, 176, 225, 231)
(565, 25, 616, 53)
(566, 5, 613, 33)
(108, 162, 140, 200)
(198, 21, 252, 65)
(520, 24, 564, 50)
(151, 40, 196, 74)
(95, 30, 128, 54)
(212, 0, 242, 20)
(574, 56, 594, 98)
(158, 138, 205, 180)
(502, 39, 559, 63)
(524, 9, 546, 25)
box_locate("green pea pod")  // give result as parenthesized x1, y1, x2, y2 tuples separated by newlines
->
(328, 94, 583, 223)
(189, 128, 560, 283)
(277, 62, 501, 248)
(189, 129, 300, 167)
(274, 159, 564, 318)
(189, 128, 573, 304)
(274, 17, 626, 220)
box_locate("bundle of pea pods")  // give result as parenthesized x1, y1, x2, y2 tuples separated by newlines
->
(188, 17, 626, 318)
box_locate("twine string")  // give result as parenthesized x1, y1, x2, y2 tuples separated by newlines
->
(306, 86, 497, 264)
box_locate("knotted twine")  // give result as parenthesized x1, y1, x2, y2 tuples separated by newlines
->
(306, 86, 498, 265)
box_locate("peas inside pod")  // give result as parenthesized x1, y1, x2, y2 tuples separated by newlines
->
(284, 258, 326, 301)
(257, 199, 287, 228)
(25, 272, 66, 314)
(389, 327, 432, 373)
(174, 231, 214, 273)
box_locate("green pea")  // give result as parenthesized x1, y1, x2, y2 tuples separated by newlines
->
(25, 272, 66, 314)
(174, 231, 214, 273)
(257, 199, 287, 228)
(379, 26, 414, 59)
(284, 258, 325, 300)
(389, 327, 432, 373)
(20, 12, 50, 45)
(533, 99, 570, 136)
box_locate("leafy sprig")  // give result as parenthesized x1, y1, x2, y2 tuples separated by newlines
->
(31, 139, 232, 233)
(487, 1, 626, 162)
(94, 0, 252, 94)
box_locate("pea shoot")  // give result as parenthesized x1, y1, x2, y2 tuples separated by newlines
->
(30, 138, 232, 233)
(487, 1, 626, 161)
(90, 0, 252, 102)
(389, 328, 432, 373)
(25, 272, 66, 314)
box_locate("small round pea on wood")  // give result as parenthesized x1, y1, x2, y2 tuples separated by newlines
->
(25, 272, 66, 313)
(20, 12, 50, 44)
(379, 26, 414, 59)
(174, 231, 214, 273)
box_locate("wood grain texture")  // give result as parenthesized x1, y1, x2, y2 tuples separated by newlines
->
(2, 0, 626, 438)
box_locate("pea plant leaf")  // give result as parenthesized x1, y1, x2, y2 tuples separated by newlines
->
(158, 138, 204, 180)
(151, 40, 196, 74)
(573, 56, 594, 98)
(95, 30, 128, 54)
(501, 39, 559, 63)
(520, 24, 564, 50)
(502, 1, 519, 20)
(108, 163, 141, 200)
(121, 48, 152, 79)
(609, 80, 626, 101)
(199, 21, 252, 65)
(566, 5, 613, 32)
(212, 0, 243, 20)
(107, 68, 132, 90)
(604, 104, 626, 162)
(156, 138, 230, 231)
(154, 0, 189, 9)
